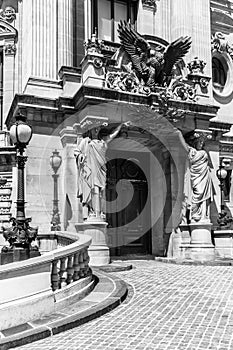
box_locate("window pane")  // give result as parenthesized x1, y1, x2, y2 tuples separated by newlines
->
(114, 1, 127, 42)
(98, 0, 111, 41)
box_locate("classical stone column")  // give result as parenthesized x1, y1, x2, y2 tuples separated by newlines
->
(171, 0, 212, 86)
(170, 0, 192, 44)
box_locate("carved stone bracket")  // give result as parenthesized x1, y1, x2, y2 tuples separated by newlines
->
(0, 6, 16, 23)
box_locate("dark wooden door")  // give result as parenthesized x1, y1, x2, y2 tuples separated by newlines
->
(106, 153, 151, 256)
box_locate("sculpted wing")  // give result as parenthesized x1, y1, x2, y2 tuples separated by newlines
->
(163, 36, 192, 77)
(117, 20, 150, 76)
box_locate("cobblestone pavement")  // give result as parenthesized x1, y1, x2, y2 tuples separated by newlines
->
(16, 261, 233, 350)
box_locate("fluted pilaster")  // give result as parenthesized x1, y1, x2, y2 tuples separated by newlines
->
(154, 0, 171, 42)
(31, 0, 57, 79)
(57, 0, 74, 70)
(171, 0, 212, 78)
(171, 0, 192, 58)
(190, 0, 212, 78)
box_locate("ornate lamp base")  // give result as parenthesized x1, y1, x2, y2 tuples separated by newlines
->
(1, 217, 40, 264)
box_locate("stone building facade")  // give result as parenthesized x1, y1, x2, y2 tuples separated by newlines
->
(1, 0, 233, 260)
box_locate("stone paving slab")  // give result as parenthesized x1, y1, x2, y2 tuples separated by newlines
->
(0, 271, 128, 350)
(13, 260, 233, 350)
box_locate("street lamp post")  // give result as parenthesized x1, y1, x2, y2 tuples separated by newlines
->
(216, 165, 230, 228)
(50, 150, 62, 231)
(1, 113, 39, 263)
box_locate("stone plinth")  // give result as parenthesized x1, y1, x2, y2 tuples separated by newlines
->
(76, 218, 110, 266)
(184, 222, 215, 261)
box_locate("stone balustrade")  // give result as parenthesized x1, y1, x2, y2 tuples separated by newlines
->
(0, 232, 93, 330)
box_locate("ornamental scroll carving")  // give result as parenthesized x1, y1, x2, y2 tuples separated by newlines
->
(211, 32, 233, 59)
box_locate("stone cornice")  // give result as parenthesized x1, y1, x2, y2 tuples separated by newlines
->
(58, 66, 81, 82)
(6, 86, 220, 136)
(5, 94, 75, 132)
(73, 85, 219, 120)
(209, 120, 232, 133)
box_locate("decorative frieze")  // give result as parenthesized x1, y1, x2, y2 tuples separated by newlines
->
(106, 70, 151, 95)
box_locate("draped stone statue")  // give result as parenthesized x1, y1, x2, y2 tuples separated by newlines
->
(74, 123, 129, 220)
(177, 130, 213, 223)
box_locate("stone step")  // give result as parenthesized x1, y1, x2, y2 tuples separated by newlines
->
(0, 270, 128, 349)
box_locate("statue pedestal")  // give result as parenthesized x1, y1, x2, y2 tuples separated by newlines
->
(184, 222, 215, 261)
(76, 217, 110, 266)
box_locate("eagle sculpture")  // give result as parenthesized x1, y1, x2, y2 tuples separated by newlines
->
(117, 21, 192, 88)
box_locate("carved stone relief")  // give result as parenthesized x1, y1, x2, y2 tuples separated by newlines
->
(0, 6, 16, 23)
(5, 42, 16, 55)
(211, 32, 233, 59)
